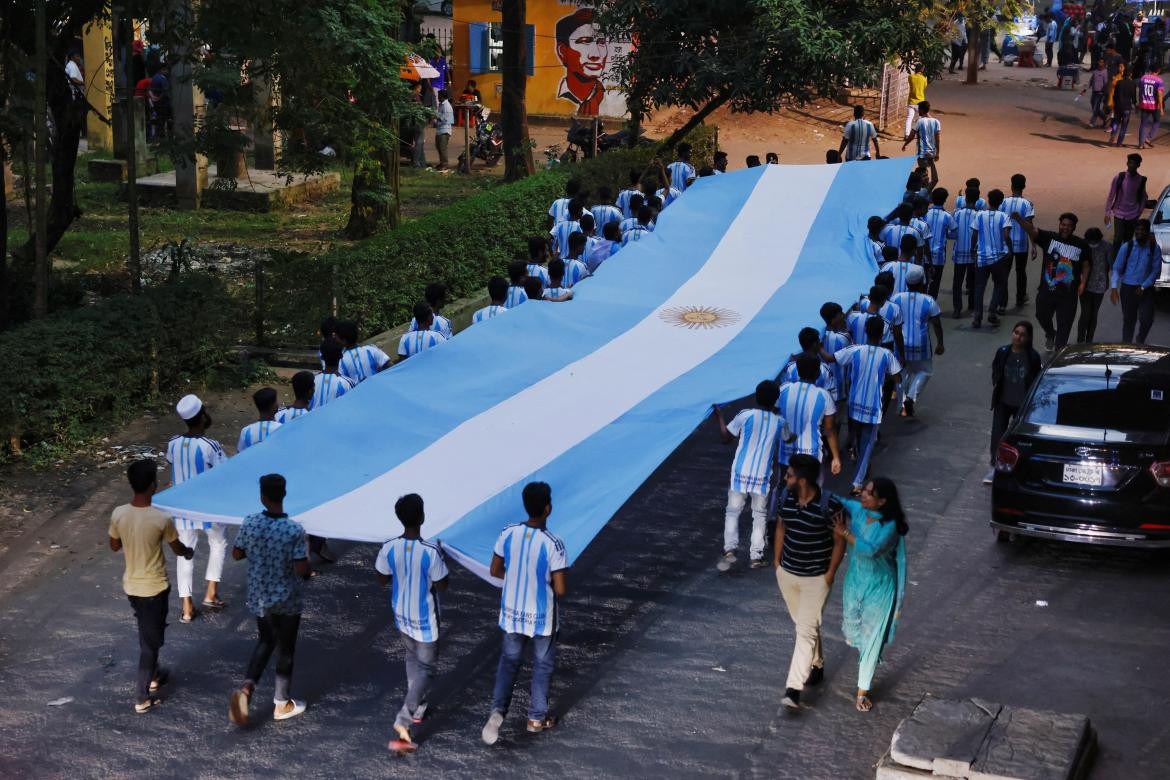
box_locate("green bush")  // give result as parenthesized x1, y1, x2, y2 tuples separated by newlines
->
(0, 274, 241, 451)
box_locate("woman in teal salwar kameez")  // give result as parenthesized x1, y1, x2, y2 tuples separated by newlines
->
(834, 477, 907, 712)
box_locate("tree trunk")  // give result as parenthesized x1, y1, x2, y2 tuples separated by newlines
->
(660, 90, 729, 152)
(385, 141, 400, 230)
(0, 142, 8, 327)
(16, 94, 85, 270)
(344, 150, 394, 239)
(32, 0, 48, 318)
(966, 22, 981, 85)
(501, 0, 534, 181)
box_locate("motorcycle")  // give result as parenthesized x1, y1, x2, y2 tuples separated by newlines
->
(561, 118, 649, 163)
(457, 107, 504, 172)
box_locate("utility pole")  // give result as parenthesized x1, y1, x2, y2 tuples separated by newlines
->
(33, 0, 48, 317)
(120, 8, 141, 292)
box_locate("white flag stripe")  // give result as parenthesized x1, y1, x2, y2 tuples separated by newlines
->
(294, 165, 841, 542)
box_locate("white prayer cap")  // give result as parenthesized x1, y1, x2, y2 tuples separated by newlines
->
(176, 394, 203, 420)
(905, 265, 925, 284)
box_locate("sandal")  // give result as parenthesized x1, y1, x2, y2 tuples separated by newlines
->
(526, 716, 558, 733)
(201, 598, 227, 611)
(229, 687, 252, 726)
(855, 694, 873, 712)
(148, 667, 171, 693)
(180, 610, 199, 624)
(135, 697, 163, 714)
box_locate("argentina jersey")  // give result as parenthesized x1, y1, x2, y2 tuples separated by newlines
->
(543, 286, 572, 300)
(951, 208, 979, 263)
(274, 406, 310, 425)
(880, 223, 923, 251)
(616, 187, 639, 219)
(472, 303, 507, 324)
(526, 263, 551, 289)
(311, 372, 355, 409)
(656, 187, 682, 207)
(549, 220, 580, 258)
(891, 291, 941, 362)
(238, 419, 281, 452)
(999, 196, 1034, 252)
(779, 357, 838, 399)
(591, 203, 623, 229)
(398, 329, 448, 358)
(923, 206, 955, 265)
(914, 116, 941, 157)
(562, 258, 589, 287)
(726, 408, 787, 495)
(972, 209, 1010, 266)
(548, 197, 572, 224)
(622, 225, 651, 246)
(339, 344, 390, 384)
(505, 286, 528, 309)
(821, 329, 852, 400)
(166, 434, 226, 530)
(409, 313, 453, 339)
(494, 524, 568, 637)
(835, 344, 901, 424)
(777, 382, 834, 464)
(843, 118, 876, 160)
(879, 260, 923, 295)
(955, 194, 986, 211)
(375, 537, 449, 643)
(667, 161, 696, 192)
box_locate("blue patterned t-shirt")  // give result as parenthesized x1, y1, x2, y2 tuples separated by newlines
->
(234, 512, 308, 617)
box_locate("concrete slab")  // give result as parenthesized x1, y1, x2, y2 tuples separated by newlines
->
(134, 165, 340, 211)
(86, 157, 159, 182)
(968, 706, 1094, 780)
(876, 750, 956, 780)
(890, 696, 1001, 774)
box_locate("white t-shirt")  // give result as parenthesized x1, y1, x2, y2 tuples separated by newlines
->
(495, 523, 568, 637)
(374, 537, 449, 643)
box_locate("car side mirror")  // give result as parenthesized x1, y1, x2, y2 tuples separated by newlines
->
(1146, 199, 1157, 209)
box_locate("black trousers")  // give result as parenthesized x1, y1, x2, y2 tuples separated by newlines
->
(949, 42, 966, 71)
(1076, 290, 1105, 343)
(990, 402, 1020, 465)
(972, 257, 1009, 321)
(925, 264, 945, 300)
(1120, 284, 1156, 344)
(128, 587, 170, 700)
(1008, 251, 1029, 304)
(953, 263, 976, 314)
(1035, 284, 1079, 348)
(1112, 218, 1139, 256)
(1045, 41, 1054, 66)
(246, 612, 301, 702)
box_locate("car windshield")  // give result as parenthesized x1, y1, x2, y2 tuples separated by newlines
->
(1155, 193, 1170, 225)
(1022, 370, 1170, 441)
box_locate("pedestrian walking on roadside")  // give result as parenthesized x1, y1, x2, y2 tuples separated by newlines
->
(109, 459, 194, 713)
(891, 266, 944, 418)
(1044, 15, 1058, 66)
(482, 482, 569, 745)
(902, 102, 941, 165)
(999, 174, 1036, 308)
(229, 474, 311, 726)
(714, 381, 789, 570)
(1104, 153, 1148, 254)
(777, 354, 842, 477)
(774, 455, 845, 711)
(922, 188, 954, 301)
(833, 477, 908, 713)
(376, 493, 450, 753)
(948, 17, 967, 74)
(408, 81, 428, 168)
(970, 189, 1013, 327)
(840, 105, 880, 161)
(1010, 211, 1088, 351)
(1076, 228, 1111, 343)
(165, 394, 228, 624)
(1110, 218, 1161, 344)
(904, 65, 928, 139)
(1109, 67, 1139, 146)
(1137, 66, 1164, 148)
(434, 89, 454, 170)
(985, 322, 1042, 484)
(819, 302, 852, 443)
(1088, 59, 1110, 127)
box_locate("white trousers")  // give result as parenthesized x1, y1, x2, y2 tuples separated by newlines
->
(904, 104, 919, 138)
(176, 524, 228, 598)
(724, 490, 768, 560)
(777, 568, 831, 690)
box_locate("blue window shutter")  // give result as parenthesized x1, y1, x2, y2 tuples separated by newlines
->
(469, 22, 487, 74)
(525, 25, 535, 76)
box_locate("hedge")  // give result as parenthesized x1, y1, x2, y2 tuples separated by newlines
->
(0, 274, 241, 450)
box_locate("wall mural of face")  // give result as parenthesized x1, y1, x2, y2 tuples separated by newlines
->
(555, 9, 609, 116)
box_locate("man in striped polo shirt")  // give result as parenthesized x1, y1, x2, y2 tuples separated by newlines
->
(667, 142, 696, 194)
(999, 174, 1035, 308)
(238, 388, 283, 452)
(839, 105, 880, 161)
(970, 188, 1012, 327)
(376, 493, 450, 753)
(313, 340, 356, 409)
(774, 454, 845, 711)
(337, 320, 390, 384)
(922, 188, 955, 299)
(398, 303, 448, 362)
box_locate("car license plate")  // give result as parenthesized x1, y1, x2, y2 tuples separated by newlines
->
(1063, 462, 1103, 486)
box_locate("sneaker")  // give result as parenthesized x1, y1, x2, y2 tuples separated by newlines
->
(716, 551, 737, 572)
(805, 666, 824, 687)
(903, 398, 915, 418)
(983, 468, 995, 485)
(781, 689, 801, 710)
(482, 711, 504, 745)
(273, 699, 307, 721)
(749, 558, 768, 569)
(1044, 334, 1055, 351)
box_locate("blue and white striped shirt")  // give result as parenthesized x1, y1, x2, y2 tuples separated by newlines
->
(274, 406, 310, 425)
(166, 435, 226, 530)
(311, 372, 354, 409)
(591, 204, 623, 229)
(834, 345, 902, 425)
(472, 303, 507, 324)
(779, 357, 838, 400)
(656, 187, 682, 208)
(375, 536, 449, 643)
(880, 223, 924, 252)
(879, 260, 924, 295)
(842, 118, 877, 160)
(726, 408, 788, 496)
(667, 161, 696, 193)
(619, 217, 648, 235)
(955, 195, 986, 211)
(409, 313, 453, 340)
(548, 197, 572, 224)
(951, 208, 980, 264)
(923, 206, 955, 266)
(526, 263, 551, 290)
(339, 344, 390, 384)
(777, 383, 834, 464)
(972, 209, 1010, 266)
(621, 225, 652, 246)
(913, 116, 941, 157)
(549, 220, 581, 259)
(891, 291, 941, 362)
(616, 188, 640, 219)
(821, 329, 852, 401)
(505, 286, 528, 309)
(999, 196, 1035, 253)
(238, 419, 281, 452)
(398, 329, 448, 358)
(849, 300, 902, 346)
(543, 286, 572, 300)
(561, 258, 590, 287)
(910, 216, 933, 246)
(495, 523, 568, 637)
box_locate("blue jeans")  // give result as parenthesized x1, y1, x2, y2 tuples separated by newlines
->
(491, 632, 556, 721)
(397, 633, 437, 730)
(852, 421, 879, 489)
(1139, 109, 1161, 147)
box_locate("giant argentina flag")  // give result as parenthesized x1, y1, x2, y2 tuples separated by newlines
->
(155, 159, 912, 581)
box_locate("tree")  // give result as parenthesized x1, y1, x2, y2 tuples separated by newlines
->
(500, 0, 534, 181)
(955, 2, 1025, 86)
(598, 0, 948, 151)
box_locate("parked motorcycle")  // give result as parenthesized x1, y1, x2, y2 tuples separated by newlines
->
(457, 107, 503, 172)
(561, 118, 649, 162)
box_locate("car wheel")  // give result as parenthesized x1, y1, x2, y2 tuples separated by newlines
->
(995, 529, 1014, 544)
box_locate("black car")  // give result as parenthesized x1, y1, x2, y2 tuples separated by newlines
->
(991, 344, 1170, 547)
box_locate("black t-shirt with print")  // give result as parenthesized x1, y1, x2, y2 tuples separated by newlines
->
(1035, 230, 1089, 290)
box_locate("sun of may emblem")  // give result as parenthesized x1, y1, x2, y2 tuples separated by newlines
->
(658, 305, 742, 330)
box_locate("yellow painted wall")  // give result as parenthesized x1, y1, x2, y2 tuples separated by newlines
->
(452, 0, 628, 118)
(83, 19, 114, 152)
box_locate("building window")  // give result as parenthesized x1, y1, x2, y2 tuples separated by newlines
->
(468, 22, 535, 75)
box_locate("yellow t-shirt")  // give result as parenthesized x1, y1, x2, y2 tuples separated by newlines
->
(109, 504, 177, 598)
(908, 73, 928, 106)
